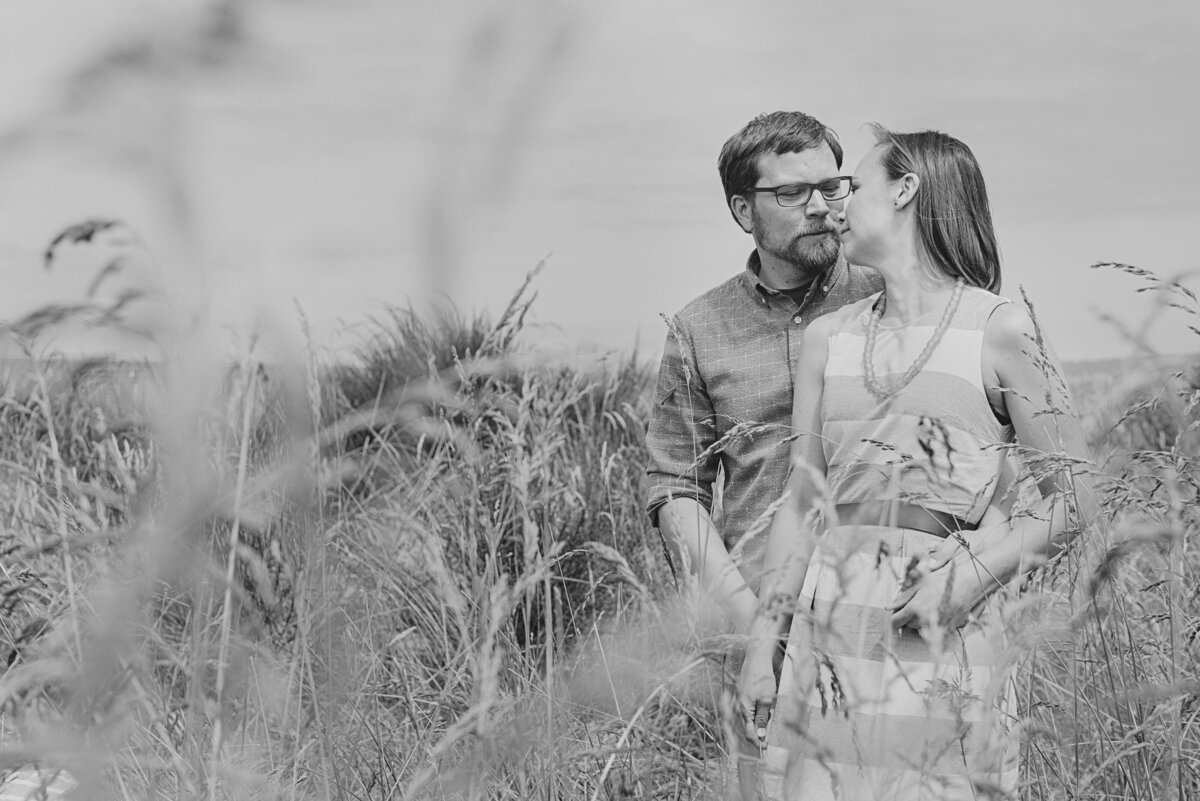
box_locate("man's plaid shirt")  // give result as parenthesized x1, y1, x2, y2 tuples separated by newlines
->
(645, 251, 883, 591)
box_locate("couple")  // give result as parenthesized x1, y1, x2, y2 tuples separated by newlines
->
(645, 111, 1092, 799)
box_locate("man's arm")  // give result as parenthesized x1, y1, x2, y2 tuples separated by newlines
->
(657, 498, 757, 631)
(645, 319, 755, 629)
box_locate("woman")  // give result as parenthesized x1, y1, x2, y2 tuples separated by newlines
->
(736, 126, 1093, 799)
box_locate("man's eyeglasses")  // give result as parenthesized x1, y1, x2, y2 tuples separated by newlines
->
(744, 177, 853, 207)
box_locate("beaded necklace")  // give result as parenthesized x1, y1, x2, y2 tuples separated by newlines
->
(862, 278, 965, 399)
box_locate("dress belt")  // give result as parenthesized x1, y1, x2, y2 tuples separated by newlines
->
(833, 502, 976, 538)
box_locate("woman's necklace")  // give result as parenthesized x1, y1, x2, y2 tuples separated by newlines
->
(863, 278, 965, 398)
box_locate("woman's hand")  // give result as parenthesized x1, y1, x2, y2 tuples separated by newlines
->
(888, 550, 991, 633)
(890, 505, 1014, 633)
(887, 534, 960, 613)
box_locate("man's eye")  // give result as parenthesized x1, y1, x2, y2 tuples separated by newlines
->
(776, 187, 806, 201)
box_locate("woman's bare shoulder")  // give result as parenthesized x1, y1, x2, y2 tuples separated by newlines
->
(984, 300, 1040, 354)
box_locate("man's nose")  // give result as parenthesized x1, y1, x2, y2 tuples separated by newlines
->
(805, 192, 830, 218)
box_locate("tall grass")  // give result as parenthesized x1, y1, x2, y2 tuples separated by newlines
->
(1019, 350, 1200, 800)
(0, 241, 731, 800)
(0, 241, 1196, 799)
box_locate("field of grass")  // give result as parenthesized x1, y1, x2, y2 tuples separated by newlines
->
(0, 254, 1197, 800)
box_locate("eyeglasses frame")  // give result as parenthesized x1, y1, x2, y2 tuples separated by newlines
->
(742, 176, 854, 207)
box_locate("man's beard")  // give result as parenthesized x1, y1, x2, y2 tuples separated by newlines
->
(783, 229, 841, 273)
(752, 208, 842, 273)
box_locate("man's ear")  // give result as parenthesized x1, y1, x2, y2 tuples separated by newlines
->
(895, 173, 920, 211)
(730, 195, 754, 233)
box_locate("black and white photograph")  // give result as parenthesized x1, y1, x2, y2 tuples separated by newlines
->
(0, 1, 1196, 799)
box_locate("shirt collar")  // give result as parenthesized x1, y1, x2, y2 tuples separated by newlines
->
(741, 250, 846, 305)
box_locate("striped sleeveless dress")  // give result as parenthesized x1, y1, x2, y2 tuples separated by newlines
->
(758, 286, 1019, 800)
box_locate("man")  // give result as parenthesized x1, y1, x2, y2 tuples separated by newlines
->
(644, 109, 881, 796)
(645, 109, 883, 642)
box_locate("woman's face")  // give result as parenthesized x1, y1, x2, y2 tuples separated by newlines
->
(841, 146, 898, 268)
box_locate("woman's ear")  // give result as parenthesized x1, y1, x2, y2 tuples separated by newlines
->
(894, 172, 920, 211)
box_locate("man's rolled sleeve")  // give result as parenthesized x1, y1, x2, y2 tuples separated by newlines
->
(644, 321, 719, 526)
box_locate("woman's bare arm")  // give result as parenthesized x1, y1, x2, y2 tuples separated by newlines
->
(736, 311, 835, 741)
(891, 301, 1096, 629)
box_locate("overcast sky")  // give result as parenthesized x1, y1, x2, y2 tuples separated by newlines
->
(0, 0, 1196, 362)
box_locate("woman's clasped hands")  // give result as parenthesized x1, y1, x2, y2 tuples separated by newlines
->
(888, 525, 1006, 636)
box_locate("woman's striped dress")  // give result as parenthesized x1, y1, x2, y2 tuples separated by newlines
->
(759, 286, 1019, 800)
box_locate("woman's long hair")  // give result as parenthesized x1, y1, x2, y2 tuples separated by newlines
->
(869, 124, 1001, 292)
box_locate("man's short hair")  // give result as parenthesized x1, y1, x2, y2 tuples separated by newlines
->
(718, 111, 844, 207)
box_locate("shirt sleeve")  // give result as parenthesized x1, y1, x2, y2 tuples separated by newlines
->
(644, 317, 720, 526)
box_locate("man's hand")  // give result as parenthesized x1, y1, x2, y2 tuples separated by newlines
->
(736, 646, 779, 749)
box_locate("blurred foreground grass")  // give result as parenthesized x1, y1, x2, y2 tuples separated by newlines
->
(0, 253, 1197, 800)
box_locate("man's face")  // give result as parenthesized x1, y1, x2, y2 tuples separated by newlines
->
(740, 147, 844, 277)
